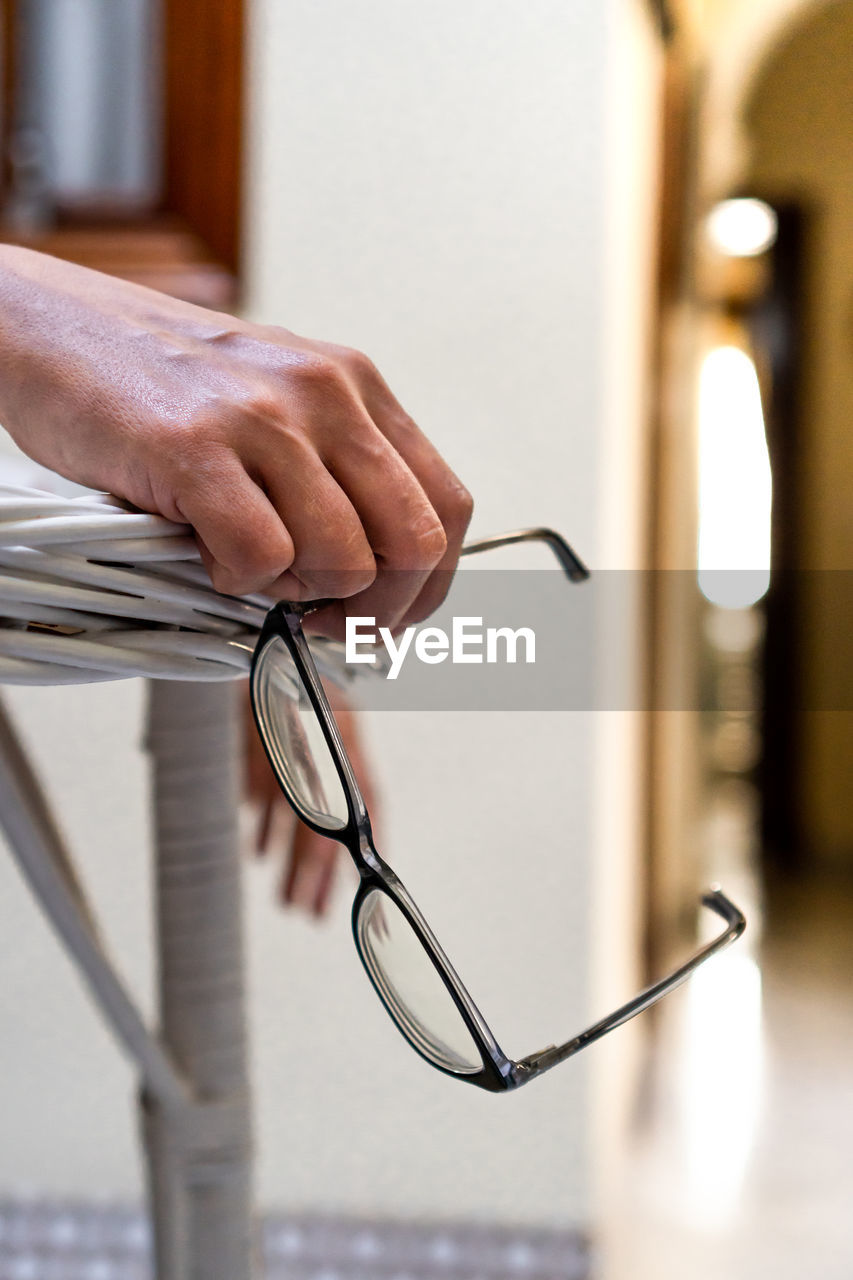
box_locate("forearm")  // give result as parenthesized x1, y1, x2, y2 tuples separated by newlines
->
(0, 244, 225, 494)
(0, 244, 70, 460)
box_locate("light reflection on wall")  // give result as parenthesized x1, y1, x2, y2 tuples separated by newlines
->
(697, 346, 772, 609)
(679, 949, 764, 1230)
(689, 340, 770, 1229)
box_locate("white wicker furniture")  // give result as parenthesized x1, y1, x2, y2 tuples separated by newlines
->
(0, 482, 344, 1280)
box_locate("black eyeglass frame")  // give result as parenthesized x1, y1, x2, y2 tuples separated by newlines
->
(249, 528, 746, 1092)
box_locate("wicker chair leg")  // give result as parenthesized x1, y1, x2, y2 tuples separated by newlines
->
(145, 679, 254, 1280)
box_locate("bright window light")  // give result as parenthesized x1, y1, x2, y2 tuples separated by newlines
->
(698, 346, 772, 608)
(680, 951, 764, 1229)
(706, 198, 778, 258)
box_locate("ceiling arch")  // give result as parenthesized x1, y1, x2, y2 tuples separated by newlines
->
(700, 0, 845, 196)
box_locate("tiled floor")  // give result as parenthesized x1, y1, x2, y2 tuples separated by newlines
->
(601, 872, 853, 1280)
(0, 1204, 590, 1279)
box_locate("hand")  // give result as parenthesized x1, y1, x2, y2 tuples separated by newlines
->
(0, 246, 473, 635)
(244, 682, 376, 916)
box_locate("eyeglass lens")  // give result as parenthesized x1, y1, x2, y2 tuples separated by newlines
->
(356, 889, 483, 1075)
(253, 635, 349, 829)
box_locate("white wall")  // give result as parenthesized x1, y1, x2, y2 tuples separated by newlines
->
(245, 0, 607, 1227)
(0, 0, 660, 1235)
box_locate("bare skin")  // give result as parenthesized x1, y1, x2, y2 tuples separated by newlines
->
(0, 245, 473, 912)
(0, 246, 473, 632)
(245, 686, 378, 916)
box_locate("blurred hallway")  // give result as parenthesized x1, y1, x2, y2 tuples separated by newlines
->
(603, 871, 853, 1279)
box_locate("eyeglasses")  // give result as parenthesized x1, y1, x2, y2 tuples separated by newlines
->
(249, 528, 745, 1091)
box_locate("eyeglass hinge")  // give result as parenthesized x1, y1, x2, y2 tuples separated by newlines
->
(516, 1044, 560, 1073)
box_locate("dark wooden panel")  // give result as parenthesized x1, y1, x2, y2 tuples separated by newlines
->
(753, 205, 809, 871)
(163, 0, 244, 277)
(1, 0, 19, 199)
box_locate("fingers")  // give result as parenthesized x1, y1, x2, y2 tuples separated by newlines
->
(379, 433, 473, 629)
(308, 425, 448, 637)
(243, 682, 378, 919)
(263, 342, 470, 630)
(173, 437, 378, 605)
(358, 375, 474, 627)
(309, 437, 471, 639)
(0, 251, 474, 618)
(249, 773, 341, 917)
(173, 449, 296, 596)
(255, 792, 276, 855)
(164, 338, 472, 625)
(259, 439, 378, 601)
(245, 724, 341, 916)
(279, 692, 377, 915)
(280, 821, 341, 915)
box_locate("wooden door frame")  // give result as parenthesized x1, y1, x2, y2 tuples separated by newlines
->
(641, 14, 709, 974)
(1, 0, 245, 303)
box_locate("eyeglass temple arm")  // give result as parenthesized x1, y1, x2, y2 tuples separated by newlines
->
(294, 528, 589, 619)
(461, 528, 590, 583)
(514, 888, 745, 1082)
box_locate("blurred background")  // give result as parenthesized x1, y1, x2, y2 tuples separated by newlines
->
(0, 1, 851, 1277)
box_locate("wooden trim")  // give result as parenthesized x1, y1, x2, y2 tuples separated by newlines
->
(1, 0, 18, 199)
(647, 0, 677, 43)
(162, 0, 245, 278)
(1, 1, 245, 306)
(641, 39, 703, 976)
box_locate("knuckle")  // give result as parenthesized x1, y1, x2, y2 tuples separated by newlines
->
(231, 385, 284, 428)
(384, 508, 448, 570)
(345, 548, 378, 592)
(407, 512, 448, 567)
(286, 351, 342, 393)
(343, 345, 378, 382)
(298, 528, 377, 598)
(160, 391, 281, 458)
(440, 478, 474, 534)
(315, 341, 378, 385)
(278, 353, 361, 422)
